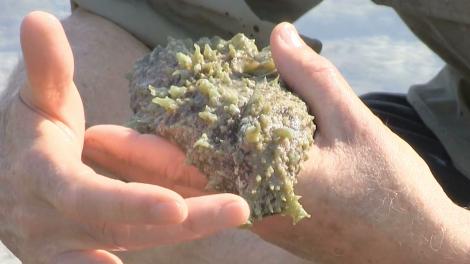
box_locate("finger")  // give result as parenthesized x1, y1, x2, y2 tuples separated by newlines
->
(20, 11, 84, 138)
(90, 194, 250, 250)
(54, 250, 122, 264)
(83, 125, 207, 189)
(171, 184, 208, 198)
(48, 164, 189, 225)
(270, 22, 368, 136)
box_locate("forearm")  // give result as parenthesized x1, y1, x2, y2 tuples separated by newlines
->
(351, 188, 470, 263)
(254, 140, 470, 263)
(257, 184, 469, 263)
(354, 137, 470, 263)
(449, 206, 470, 260)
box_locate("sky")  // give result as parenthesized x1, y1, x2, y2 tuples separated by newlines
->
(0, 0, 444, 95)
(0, 0, 70, 93)
(294, 0, 444, 94)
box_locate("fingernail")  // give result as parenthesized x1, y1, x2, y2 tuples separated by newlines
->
(152, 201, 187, 224)
(280, 23, 303, 48)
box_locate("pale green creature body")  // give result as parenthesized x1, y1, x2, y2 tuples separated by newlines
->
(129, 33, 315, 223)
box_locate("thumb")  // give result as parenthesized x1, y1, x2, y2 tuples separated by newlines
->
(270, 22, 370, 138)
(54, 250, 123, 264)
(20, 11, 84, 138)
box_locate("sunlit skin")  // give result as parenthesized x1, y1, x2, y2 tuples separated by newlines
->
(0, 11, 249, 264)
(0, 10, 469, 264)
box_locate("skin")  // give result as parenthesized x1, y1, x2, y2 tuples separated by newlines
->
(0, 11, 249, 264)
(252, 23, 470, 263)
(1, 9, 469, 264)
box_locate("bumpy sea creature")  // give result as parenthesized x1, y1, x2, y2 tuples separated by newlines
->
(129, 33, 315, 223)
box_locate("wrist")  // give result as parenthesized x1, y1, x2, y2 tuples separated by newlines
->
(254, 166, 469, 263)
(446, 204, 470, 262)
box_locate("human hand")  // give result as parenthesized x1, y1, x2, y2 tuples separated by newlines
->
(0, 11, 248, 264)
(251, 23, 470, 263)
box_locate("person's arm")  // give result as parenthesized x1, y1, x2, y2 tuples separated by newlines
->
(252, 23, 470, 263)
(84, 22, 470, 263)
(0, 10, 249, 264)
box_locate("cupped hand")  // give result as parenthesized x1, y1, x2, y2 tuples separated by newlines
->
(251, 23, 468, 263)
(0, 11, 248, 264)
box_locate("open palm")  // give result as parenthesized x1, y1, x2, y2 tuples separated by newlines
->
(0, 11, 248, 264)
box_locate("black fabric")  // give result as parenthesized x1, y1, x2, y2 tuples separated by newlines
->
(244, 0, 323, 23)
(361, 92, 470, 207)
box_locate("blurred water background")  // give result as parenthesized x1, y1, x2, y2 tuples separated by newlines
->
(0, 0, 444, 262)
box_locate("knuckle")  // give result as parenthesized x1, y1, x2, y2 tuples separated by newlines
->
(115, 187, 129, 221)
(182, 216, 202, 239)
(300, 56, 345, 99)
(172, 160, 192, 186)
(163, 152, 186, 184)
(351, 119, 388, 149)
(102, 181, 139, 223)
(100, 222, 128, 250)
(122, 139, 138, 172)
(301, 54, 336, 76)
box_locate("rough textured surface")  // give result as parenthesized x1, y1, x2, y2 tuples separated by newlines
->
(129, 34, 315, 223)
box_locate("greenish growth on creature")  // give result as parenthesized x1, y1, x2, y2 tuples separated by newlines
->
(274, 127, 295, 140)
(227, 104, 240, 115)
(198, 106, 218, 124)
(129, 33, 316, 224)
(168, 85, 187, 98)
(176, 52, 192, 69)
(245, 124, 262, 144)
(193, 133, 212, 149)
(151, 96, 178, 112)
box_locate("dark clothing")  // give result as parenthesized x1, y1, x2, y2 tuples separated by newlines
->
(362, 92, 470, 206)
(373, 0, 470, 180)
